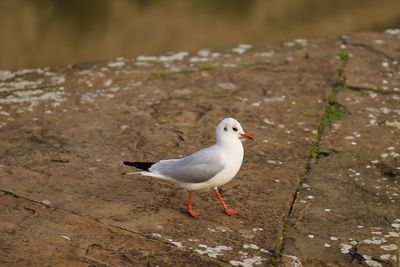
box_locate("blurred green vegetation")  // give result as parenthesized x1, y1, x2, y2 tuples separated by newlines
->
(0, 0, 399, 69)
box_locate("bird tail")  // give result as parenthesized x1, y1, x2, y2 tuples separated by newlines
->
(123, 161, 155, 171)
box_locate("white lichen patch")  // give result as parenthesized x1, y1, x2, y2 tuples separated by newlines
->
(0, 110, 10, 116)
(190, 56, 208, 63)
(243, 244, 259, 250)
(0, 70, 67, 114)
(263, 118, 274, 125)
(266, 160, 282, 165)
(294, 38, 308, 46)
(283, 41, 295, 47)
(0, 68, 50, 81)
(380, 254, 397, 261)
(386, 232, 399, 237)
(215, 226, 233, 232)
(363, 237, 387, 245)
(0, 79, 44, 93)
(222, 63, 237, 68)
(263, 95, 286, 103)
(41, 200, 51, 205)
(283, 255, 303, 267)
(238, 250, 248, 256)
(230, 256, 265, 267)
(0, 70, 14, 81)
(380, 244, 398, 251)
(136, 55, 158, 62)
(151, 233, 162, 238)
(255, 50, 274, 57)
(80, 92, 97, 103)
(365, 259, 382, 267)
(198, 49, 210, 57)
(1, 90, 66, 113)
(340, 243, 352, 253)
(385, 28, 400, 35)
(385, 121, 400, 129)
(217, 82, 236, 90)
(60, 235, 71, 241)
(169, 240, 183, 248)
(259, 248, 270, 254)
(232, 44, 252, 54)
(107, 61, 125, 68)
(391, 223, 400, 229)
(159, 52, 189, 62)
(194, 244, 232, 258)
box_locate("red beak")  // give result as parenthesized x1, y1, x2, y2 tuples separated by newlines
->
(240, 133, 254, 140)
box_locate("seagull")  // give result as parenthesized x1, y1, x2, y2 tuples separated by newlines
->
(123, 118, 253, 218)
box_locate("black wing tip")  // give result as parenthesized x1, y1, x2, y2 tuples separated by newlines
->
(123, 161, 155, 171)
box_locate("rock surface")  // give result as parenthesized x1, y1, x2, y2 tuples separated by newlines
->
(0, 31, 399, 266)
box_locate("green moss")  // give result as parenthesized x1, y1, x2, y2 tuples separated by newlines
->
(311, 146, 330, 159)
(240, 61, 271, 68)
(323, 104, 346, 124)
(2, 190, 19, 198)
(179, 69, 194, 75)
(337, 51, 349, 63)
(240, 61, 258, 68)
(269, 254, 278, 266)
(198, 64, 218, 71)
(268, 51, 351, 266)
(334, 79, 345, 90)
(149, 71, 168, 78)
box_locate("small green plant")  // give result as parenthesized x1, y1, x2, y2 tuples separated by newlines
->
(179, 69, 194, 75)
(334, 80, 345, 90)
(3, 190, 18, 198)
(149, 71, 168, 78)
(241, 61, 258, 68)
(323, 104, 346, 125)
(311, 146, 330, 159)
(269, 254, 278, 266)
(198, 64, 218, 72)
(337, 51, 349, 63)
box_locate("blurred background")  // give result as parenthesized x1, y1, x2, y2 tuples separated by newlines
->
(1, 0, 399, 70)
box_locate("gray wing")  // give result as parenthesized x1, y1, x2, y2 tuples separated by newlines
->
(149, 146, 225, 183)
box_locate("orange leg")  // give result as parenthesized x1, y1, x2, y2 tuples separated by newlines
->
(214, 188, 238, 216)
(187, 191, 200, 218)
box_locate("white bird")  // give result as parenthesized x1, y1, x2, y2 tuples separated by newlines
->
(123, 118, 253, 218)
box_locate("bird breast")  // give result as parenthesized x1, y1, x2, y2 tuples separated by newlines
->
(224, 140, 244, 176)
(207, 140, 244, 187)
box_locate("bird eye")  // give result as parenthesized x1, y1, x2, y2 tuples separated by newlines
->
(224, 127, 227, 131)
(232, 127, 238, 132)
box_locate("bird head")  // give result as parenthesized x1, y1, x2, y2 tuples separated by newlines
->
(216, 118, 253, 143)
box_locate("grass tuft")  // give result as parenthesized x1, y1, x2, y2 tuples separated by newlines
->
(337, 51, 349, 63)
(198, 64, 218, 72)
(270, 51, 350, 266)
(323, 104, 347, 125)
(2, 190, 19, 198)
(311, 146, 330, 159)
(269, 254, 278, 266)
(149, 71, 168, 78)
